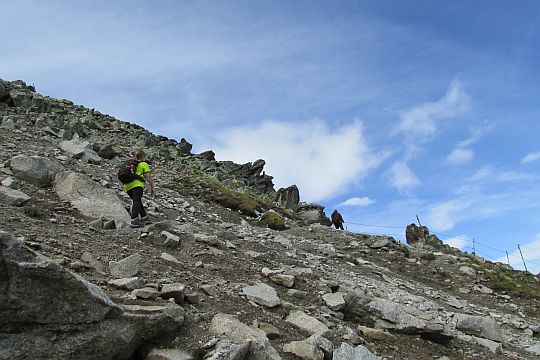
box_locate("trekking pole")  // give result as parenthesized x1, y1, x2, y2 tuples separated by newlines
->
(416, 215, 422, 227)
(506, 251, 510, 266)
(518, 244, 528, 273)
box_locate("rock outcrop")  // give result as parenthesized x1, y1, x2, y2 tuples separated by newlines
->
(297, 202, 332, 225)
(9, 155, 64, 187)
(405, 223, 445, 249)
(275, 185, 300, 211)
(0, 231, 185, 360)
(2, 77, 540, 360)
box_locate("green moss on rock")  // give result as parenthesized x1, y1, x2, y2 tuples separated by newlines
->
(258, 211, 286, 230)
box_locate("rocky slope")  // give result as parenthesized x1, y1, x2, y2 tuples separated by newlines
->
(1, 78, 540, 360)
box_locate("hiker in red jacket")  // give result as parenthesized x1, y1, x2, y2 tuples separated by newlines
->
(331, 210, 344, 230)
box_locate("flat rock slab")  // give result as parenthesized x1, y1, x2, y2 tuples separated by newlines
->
(161, 283, 185, 303)
(146, 348, 194, 360)
(54, 171, 130, 222)
(454, 313, 503, 342)
(0, 186, 30, 206)
(132, 287, 160, 300)
(370, 238, 392, 249)
(243, 283, 281, 308)
(269, 274, 295, 288)
(155, 230, 180, 248)
(527, 344, 540, 355)
(472, 336, 502, 354)
(161, 252, 181, 265)
(322, 292, 346, 311)
(206, 340, 250, 360)
(283, 340, 323, 360)
(333, 342, 379, 360)
(209, 313, 280, 360)
(109, 254, 141, 278)
(286, 311, 330, 337)
(108, 277, 141, 290)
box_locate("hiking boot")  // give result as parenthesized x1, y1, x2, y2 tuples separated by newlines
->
(141, 215, 152, 225)
(130, 218, 143, 228)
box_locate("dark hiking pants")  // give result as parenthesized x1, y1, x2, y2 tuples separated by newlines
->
(333, 222, 344, 230)
(127, 186, 147, 219)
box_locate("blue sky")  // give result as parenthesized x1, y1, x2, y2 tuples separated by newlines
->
(3, 0, 540, 272)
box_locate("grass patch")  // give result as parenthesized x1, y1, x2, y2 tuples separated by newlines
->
(420, 252, 437, 262)
(258, 211, 286, 230)
(23, 205, 41, 218)
(165, 170, 268, 216)
(479, 263, 540, 299)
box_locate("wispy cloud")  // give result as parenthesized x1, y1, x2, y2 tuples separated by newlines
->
(428, 200, 473, 231)
(444, 235, 470, 250)
(395, 80, 471, 139)
(388, 80, 472, 192)
(389, 161, 421, 192)
(211, 119, 382, 202)
(522, 151, 540, 164)
(447, 125, 492, 165)
(466, 166, 494, 182)
(338, 197, 375, 207)
(447, 147, 474, 164)
(463, 166, 536, 187)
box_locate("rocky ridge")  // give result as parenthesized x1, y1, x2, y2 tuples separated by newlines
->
(1, 78, 540, 360)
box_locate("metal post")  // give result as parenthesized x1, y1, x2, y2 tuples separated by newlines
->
(472, 238, 476, 256)
(506, 251, 510, 266)
(416, 215, 422, 227)
(518, 244, 528, 273)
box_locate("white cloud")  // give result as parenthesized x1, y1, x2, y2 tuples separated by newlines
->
(496, 234, 540, 273)
(389, 161, 420, 191)
(339, 197, 375, 207)
(396, 80, 471, 138)
(211, 119, 381, 202)
(444, 236, 469, 250)
(447, 147, 474, 164)
(466, 166, 494, 182)
(428, 200, 473, 231)
(522, 152, 540, 164)
(463, 166, 536, 186)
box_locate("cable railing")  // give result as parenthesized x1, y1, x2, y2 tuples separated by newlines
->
(342, 219, 540, 272)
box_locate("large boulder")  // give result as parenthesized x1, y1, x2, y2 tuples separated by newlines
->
(454, 314, 503, 342)
(59, 138, 102, 164)
(98, 144, 122, 160)
(208, 313, 281, 360)
(0, 231, 185, 360)
(296, 203, 332, 226)
(275, 185, 300, 211)
(9, 89, 48, 112)
(366, 298, 453, 344)
(9, 155, 64, 187)
(177, 138, 193, 155)
(54, 171, 130, 223)
(405, 223, 444, 249)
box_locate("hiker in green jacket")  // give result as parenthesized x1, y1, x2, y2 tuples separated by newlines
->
(124, 150, 156, 228)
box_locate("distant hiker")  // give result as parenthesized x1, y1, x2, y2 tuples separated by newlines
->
(331, 210, 344, 230)
(120, 149, 156, 228)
